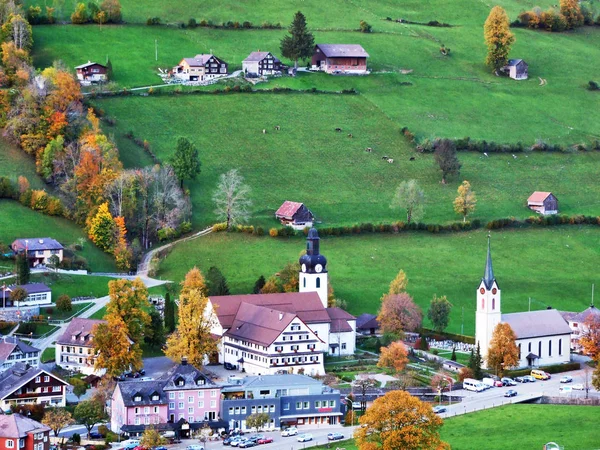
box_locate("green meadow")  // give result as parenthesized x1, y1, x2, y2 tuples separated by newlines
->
(157, 226, 599, 335)
(0, 139, 44, 189)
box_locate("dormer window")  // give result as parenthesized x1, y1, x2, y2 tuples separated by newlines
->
(71, 335, 76, 341)
(134, 395, 142, 402)
(196, 379, 205, 386)
(175, 377, 185, 386)
(151, 392, 160, 401)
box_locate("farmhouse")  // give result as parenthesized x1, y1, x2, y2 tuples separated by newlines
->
(0, 363, 68, 411)
(527, 191, 558, 215)
(475, 238, 571, 368)
(275, 201, 314, 229)
(11, 238, 63, 267)
(55, 318, 107, 376)
(242, 51, 283, 77)
(75, 61, 108, 83)
(311, 44, 369, 74)
(0, 414, 51, 450)
(172, 54, 228, 82)
(0, 284, 51, 307)
(0, 336, 40, 373)
(561, 305, 600, 353)
(501, 59, 528, 80)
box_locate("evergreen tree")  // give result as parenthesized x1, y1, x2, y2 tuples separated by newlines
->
(15, 254, 30, 285)
(253, 275, 266, 294)
(164, 292, 175, 333)
(170, 137, 201, 188)
(144, 309, 165, 348)
(280, 11, 315, 69)
(450, 347, 457, 361)
(207, 266, 230, 296)
(473, 343, 483, 379)
(468, 349, 475, 370)
(105, 58, 113, 80)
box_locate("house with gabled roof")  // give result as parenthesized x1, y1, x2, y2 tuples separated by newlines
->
(242, 51, 283, 77)
(501, 59, 528, 80)
(275, 201, 314, 230)
(0, 336, 40, 373)
(527, 191, 558, 215)
(311, 44, 369, 74)
(75, 61, 108, 83)
(0, 413, 51, 450)
(172, 54, 228, 82)
(561, 305, 600, 353)
(11, 238, 63, 267)
(55, 318, 106, 376)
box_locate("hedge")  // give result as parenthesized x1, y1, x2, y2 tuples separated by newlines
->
(506, 361, 581, 377)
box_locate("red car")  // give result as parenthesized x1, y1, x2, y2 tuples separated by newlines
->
(257, 438, 273, 445)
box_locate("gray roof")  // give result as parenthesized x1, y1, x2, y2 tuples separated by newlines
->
(315, 44, 369, 58)
(159, 360, 216, 391)
(502, 309, 571, 340)
(5, 283, 51, 295)
(0, 414, 50, 438)
(356, 313, 379, 330)
(562, 305, 600, 324)
(75, 61, 106, 69)
(181, 54, 224, 67)
(243, 52, 280, 63)
(0, 337, 40, 363)
(56, 318, 106, 347)
(0, 363, 67, 400)
(222, 374, 322, 392)
(12, 238, 63, 252)
(507, 59, 526, 66)
(117, 380, 168, 407)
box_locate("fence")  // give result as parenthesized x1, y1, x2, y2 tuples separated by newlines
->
(48, 301, 96, 325)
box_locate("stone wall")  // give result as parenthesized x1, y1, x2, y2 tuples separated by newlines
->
(540, 395, 600, 406)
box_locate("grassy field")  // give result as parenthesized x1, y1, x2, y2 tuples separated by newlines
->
(41, 346, 55, 363)
(0, 139, 45, 189)
(0, 201, 117, 272)
(157, 226, 600, 336)
(44, 302, 94, 320)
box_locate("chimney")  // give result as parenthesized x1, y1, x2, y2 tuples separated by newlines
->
(181, 356, 188, 366)
(278, 313, 283, 321)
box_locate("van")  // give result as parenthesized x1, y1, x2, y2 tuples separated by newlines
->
(482, 377, 496, 388)
(463, 378, 485, 392)
(531, 369, 549, 380)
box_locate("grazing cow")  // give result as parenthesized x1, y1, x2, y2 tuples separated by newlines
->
(366, 147, 372, 152)
(409, 156, 415, 161)
(387, 158, 394, 163)
(262, 129, 267, 134)
(382, 156, 389, 160)
(348, 133, 353, 138)
(335, 127, 342, 132)
(275, 125, 281, 131)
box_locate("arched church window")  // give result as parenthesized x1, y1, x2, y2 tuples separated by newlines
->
(492, 298, 495, 310)
(518, 343, 521, 359)
(558, 339, 562, 355)
(528, 342, 531, 352)
(316, 277, 320, 288)
(538, 341, 542, 357)
(303, 278, 306, 288)
(548, 340, 552, 357)
(481, 298, 484, 310)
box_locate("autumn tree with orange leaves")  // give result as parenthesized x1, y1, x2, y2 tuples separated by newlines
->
(354, 390, 449, 450)
(579, 314, 600, 390)
(486, 322, 519, 376)
(377, 341, 409, 374)
(377, 292, 423, 337)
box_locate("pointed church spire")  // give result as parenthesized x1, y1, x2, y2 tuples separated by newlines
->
(483, 234, 495, 289)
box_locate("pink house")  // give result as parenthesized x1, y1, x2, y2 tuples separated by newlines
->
(111, 359, 223, 437)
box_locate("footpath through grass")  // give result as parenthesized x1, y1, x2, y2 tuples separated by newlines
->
(158, 226, 600, 336)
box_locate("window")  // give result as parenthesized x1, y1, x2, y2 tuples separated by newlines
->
(189, 416, 194, 423)
(481, 298, 484, 309)
(316, 277, 320, 288)
(169, 402, 175, 409)
(518, 343, 521, 359)
(259, 389, 270, 396)
(179, 392, 184, 399)
(198, 390, 204, 398)
(144, 417, 149, 425)
(44, 375, 49, 382)
(303, 401, 309, 409)
(341, 343, 347, 350)
(152, 394, 159, 401)
(169, 392, 175, 399)
(154, 407, 159, 413)
(303, 278, 306, 288)
(144, 407, 149, 414)
(134, 396, 141, 402)
(538, 341, 542, 357)
(35, 376, 41, 383)
(210, 400, 216, 408)
(257, 406, 262, 413)
(559, 339, 562, 355)
(6, 440, 14, 448)
(283, 403, 290, 410)
(251, 406, 256, 413)
(134, 418, 140, 425)
(528, 342, 532, 352)
(134, 407, 140, 414)
(241, 406, 246, 414)
(198, 401, 204, 408)
(315, 401, 320, 408)
(329, 400, 335, 407)
(229, 407, 234, 415)
(548, 340, 552, 357)
(178, 402, 184, 409)
(189, 396, 194, 403)
(188, 407, 194, 414)
(296, 401, 301, 409)
(211, 390, 217, 397)
(492, 298, 495, 310)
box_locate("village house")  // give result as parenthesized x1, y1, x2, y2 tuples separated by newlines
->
(222, 374, 343, 430)
(356, 313, 380, 335)
(311, 44, 369, 74)
(0, 363, 68, 412)
(475, 238, 571, 368)
(242, 51, 283, 77)
(11, 238, 63, 267)
(75, 61, 108, 83)
(55, 318, 106, 376)
(0, 284, 51, 308)
(0, 336, 40, 373)
(110, 359, 224, 437)
(274, 201, 314, 230)
(561, 304, 600, 353)
(527, 191, 558, 215)
(0, 414, 51, 450)
(501, 59, 528, 80)
(172, 54, 228, 82)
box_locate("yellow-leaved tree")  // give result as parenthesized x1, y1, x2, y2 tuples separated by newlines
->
(377, 341, 409, 374)
(560, 0, 584, 29)
(94, 314, 142, 377)
(388, 269, 408, 295)
(106, 278, 151, 344)
(453, 180, 477, 222)
(484, 6, 515, 73)
(164, 267, 217, 368)
(486, 322, 520, 376)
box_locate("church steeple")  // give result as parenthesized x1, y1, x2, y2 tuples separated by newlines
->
(483, 234, 495, 290)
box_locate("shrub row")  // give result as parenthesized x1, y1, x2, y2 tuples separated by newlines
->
(506, 362, 581, 377)
(512, 7, 600, 32)
(212, 222, 265, 235)
(590, 81, 600, 91)
(386, 17, 452, 27)
(0, 177, 67, 219)
(147, 17, 283, 29)
(420, 328, 476, 345)
(123, 131, 160, 164)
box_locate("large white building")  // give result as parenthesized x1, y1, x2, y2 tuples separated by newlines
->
(206, 228, 356, 376)
(475, 238, 572, 369)
(55, 318, 107, 376)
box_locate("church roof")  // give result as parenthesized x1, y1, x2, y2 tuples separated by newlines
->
(482, 236, 496, 290)
(326, 307, 356, 333)
(502, 309, 571, 339)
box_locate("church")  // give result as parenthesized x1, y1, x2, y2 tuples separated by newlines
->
(475, 238, 572, 369)
(205, 228, 356, 376)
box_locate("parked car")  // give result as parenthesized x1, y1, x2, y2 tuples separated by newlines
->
(186, 446, 204, 450)
(224, 362, 236, 370)
(223, 436, 239, 446)
(257, 438, 273, 444)
(327, 433, 344, 441)
(229, 438, 245, 447)
(504, 389, 517, 397)
(522, 375, 536, 383)
(514, 376, 525, 383)
(493, 380, 504, 387)
(501, 377, 517, 386)
(153, 447, 167, 450)
(572, 383, 585, 390)
(138, 368, 146, 376)
(560, 375, 573, 383)
(281, 427, 298, 437)
(297, 434, 313, 443)
(251, 435, 264, 441)
(89, 432, 103, 440)
(432, 405, 447, 414)
(482, 377, 496, 388)
(239, 440, 257, 448)
(120, 440, 140, 450)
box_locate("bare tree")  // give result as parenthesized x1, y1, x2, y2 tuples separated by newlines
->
(213, 169, 252, 229)
(390, 179, 424, 224)
(354, 377, 377, 411)
(106, 171, 133, 217)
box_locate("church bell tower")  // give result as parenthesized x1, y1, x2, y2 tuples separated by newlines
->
(299, 228, 328, 308)
(475, 235, 502, 361)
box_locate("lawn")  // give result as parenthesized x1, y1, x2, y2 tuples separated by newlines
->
(0, 138, 45, 190)
(89, 306, 106, 320)
(41, 346, 55, 363)
(15, 322, 59, 338)
(44, 302, 94, 320)
(0, 201, 117, 272)
(157, 226, 600, 336)
(27, 273, 113, 299)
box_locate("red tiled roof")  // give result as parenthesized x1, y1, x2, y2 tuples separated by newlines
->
(275, 201, 303, 219)
(327, 308, 355, 333)
(527, 191, 552, 204)
(224, 303, 296, 346)
(56, 318, 106, 346)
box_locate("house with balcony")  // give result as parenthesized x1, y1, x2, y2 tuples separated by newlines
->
(111, 359, 224, 437)
(0, 414, 51, 450)
(55, 318, 106, 376)
(0, 363, 68, 412)
(0, 336, 40, 373)
(221, 374, 343, 430)
(11, 238, 63, 267)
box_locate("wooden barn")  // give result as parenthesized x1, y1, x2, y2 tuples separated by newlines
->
(527, 191, 558, 215)
(275, 201, 314, 229)
(311, 44, 369, 74)
(501, 59, 528, 80)
(75, 61, 108, 83)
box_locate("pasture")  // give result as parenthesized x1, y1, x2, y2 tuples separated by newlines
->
(0, 139, 45, 189)
(156, 226, 600, 335)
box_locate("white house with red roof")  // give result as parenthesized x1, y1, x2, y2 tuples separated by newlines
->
(527, 191, 558, 215)
(275, 201, 314, 230)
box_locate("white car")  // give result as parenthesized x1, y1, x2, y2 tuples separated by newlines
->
(297, 434, 313, 443)
(572, 383, 585, 390)
(560, 375, 573, 383)
(281, 427, 298, 437)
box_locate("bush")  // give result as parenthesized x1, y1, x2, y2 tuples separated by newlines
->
(269, 228, 278, 237)
(212, 223, 228, 232)
(589, 81, 599, 91)
(56, 294, 72, 312)
(72, 434, 81, 445)
(188, 18, 197, 28)
(506, 362, 580, 377)
(359, 20, 372, 32)
(146, 17, 161, 25)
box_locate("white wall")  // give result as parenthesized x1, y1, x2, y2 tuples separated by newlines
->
(299, 272, 328, 308)
(516, 334, 571, 368)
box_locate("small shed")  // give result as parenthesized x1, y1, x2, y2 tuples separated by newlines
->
(527, 191, 558, 215)
(275, 201, 314, 230)
(75, 61, 108, 83)
(501, 59, 528, 80)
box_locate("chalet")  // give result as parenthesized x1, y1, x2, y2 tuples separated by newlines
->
(0, 363, 68, 412)
(11, 238, 63, 267)
(527, 192, 558, 215)
(242, 51, 283, 77)
(172, 54, 228, 82)
(55, 318, 106, 376)
(0, 414, 51, 450)
(356, 313, 380, 335)
(501, 59, 528, 80)
(0, 284, 51, 308)
(0, 337, 40, 373)
(311, 44, 369, 75)
(275, 201, 314, 230)
(75, 61, 108, 82)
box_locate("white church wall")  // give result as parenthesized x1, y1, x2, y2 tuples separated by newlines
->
(516, 334, 571, 368)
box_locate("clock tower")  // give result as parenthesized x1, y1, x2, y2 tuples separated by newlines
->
(475, 235, 502, 362)
(299, 228, 328, 308)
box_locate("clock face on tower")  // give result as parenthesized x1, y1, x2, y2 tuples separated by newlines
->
(315, 264, 323, 273)
(301, 264, 306, 272)
(480, 288, 485, 294)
